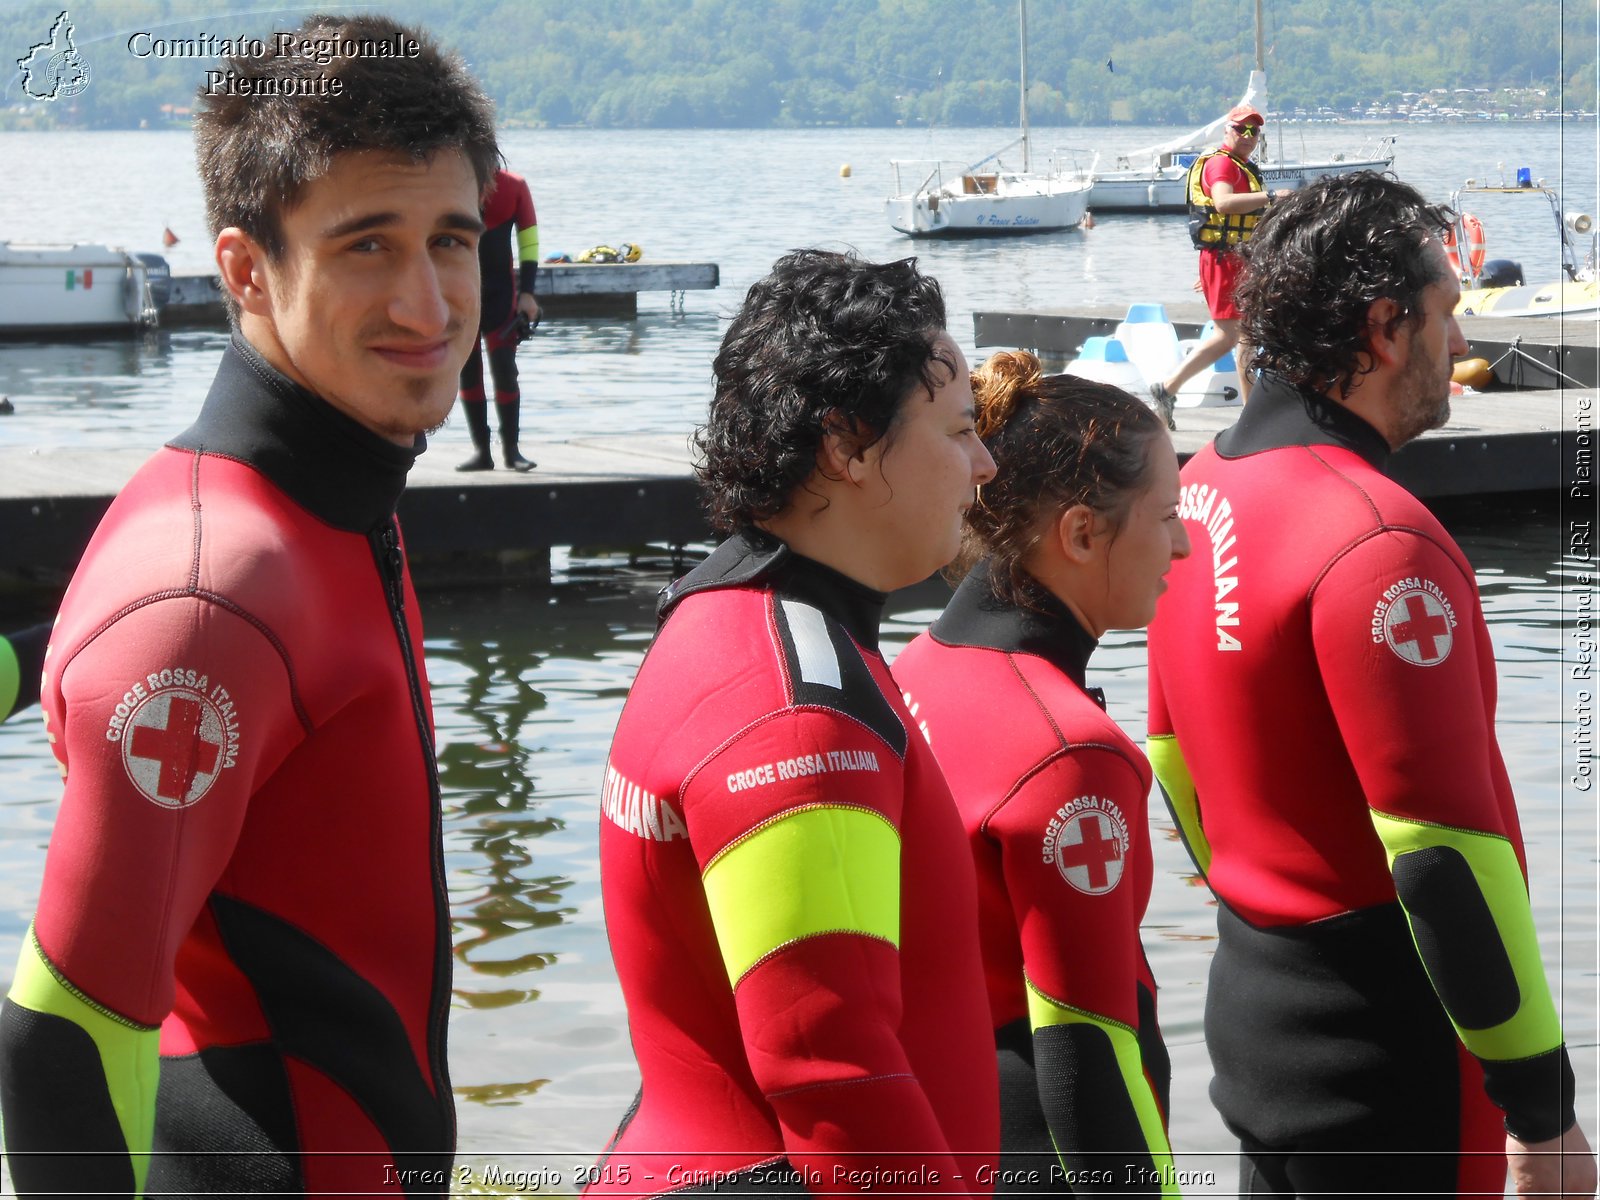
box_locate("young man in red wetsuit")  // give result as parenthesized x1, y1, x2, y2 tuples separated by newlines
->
(1147, 171, 1597, 1197)
(1148, 104, 1288, 426)
(590, 250, 999, 1197)
(0, 17, 497, 1195)
(896, 355, 1189, 1196)
(457, 167, 542, 472)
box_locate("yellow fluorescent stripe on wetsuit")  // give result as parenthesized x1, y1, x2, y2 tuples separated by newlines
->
(1370, 810, 1563, 1061)
(702, 804, 900, 986)
(1026, 977, 1179, 1196)
(0, 635, 20, 723)
(517, 226, 540, 269)
(7, 926, 160, 1195)
(1147, 734, 1211, 876)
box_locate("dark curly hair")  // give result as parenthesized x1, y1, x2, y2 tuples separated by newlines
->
(952, 350, 1166, 609)
(193, 14, 499, 285)
(697, 250, 955, 532)
(1236, 171, 1454, 398)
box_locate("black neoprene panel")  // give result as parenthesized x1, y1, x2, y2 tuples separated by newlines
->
(1391, 846, 1520, 1030)
(0, 1000, 136, 1197)
(1034, 1022, 1154, 1194)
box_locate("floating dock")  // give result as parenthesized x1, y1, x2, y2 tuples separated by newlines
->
(972, 306, 1600, 390)
(0, 382, 1586, 608)
(160, 261, 720, 325)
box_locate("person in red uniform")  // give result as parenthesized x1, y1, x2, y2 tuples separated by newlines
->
(0, 17, 498, 1195)
(896, 353, 1190, 1196)
(590, 250, 999, 1197)
(1148, 104, 1288, 425)
(457, 167, 541, 473)
(1146, 171, 1597, 1198)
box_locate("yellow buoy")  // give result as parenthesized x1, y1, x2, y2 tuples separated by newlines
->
(1451, 357, 1492, 389)
(839, 164, 852, 178)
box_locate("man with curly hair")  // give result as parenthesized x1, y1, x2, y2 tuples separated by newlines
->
(0, 15, 495, 1195)
(589, 250, 1000, 1197)
(1147, 171, 1595, 1197)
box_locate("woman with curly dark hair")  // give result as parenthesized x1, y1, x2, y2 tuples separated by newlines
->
(589, 249, 999, 1197)
(896, 351, 1190, 1196)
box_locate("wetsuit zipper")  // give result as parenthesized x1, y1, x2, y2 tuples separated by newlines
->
(370, 519, 457, 1152)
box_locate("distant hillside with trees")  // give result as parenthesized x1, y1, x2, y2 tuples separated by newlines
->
(4, 0, 1594, 130)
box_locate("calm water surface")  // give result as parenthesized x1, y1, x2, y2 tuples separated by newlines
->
(0, 123, 1595, 1189)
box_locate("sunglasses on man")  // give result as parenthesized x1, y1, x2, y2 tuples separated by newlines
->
(1232, 123, 1261, 136)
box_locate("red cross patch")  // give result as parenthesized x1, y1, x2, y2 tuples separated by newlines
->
(121, 689, 226, 808)
(1043, 796, 1130, 895)
(1381, 587, 1454, 666)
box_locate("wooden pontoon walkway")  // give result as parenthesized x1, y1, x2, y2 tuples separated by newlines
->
(0, 384, 1587, 595)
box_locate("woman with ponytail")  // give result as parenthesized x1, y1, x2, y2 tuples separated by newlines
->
(895, 351, 1190, 1196)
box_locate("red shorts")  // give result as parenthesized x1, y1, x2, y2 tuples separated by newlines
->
(1199, 248, 1245, 321)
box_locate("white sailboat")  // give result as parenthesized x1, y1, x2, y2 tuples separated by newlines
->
(886, 0, 1094, 238)
(1086, 0, 1395, 212)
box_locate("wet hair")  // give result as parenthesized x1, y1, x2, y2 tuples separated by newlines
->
(193, 14, 499, 268)
(697, 249, 954, 532)
(1237, 171, 1454, 398)
(954, 351, 1166, 607)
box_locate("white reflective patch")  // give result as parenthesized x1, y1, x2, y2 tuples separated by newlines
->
(781, 600, 841, 689)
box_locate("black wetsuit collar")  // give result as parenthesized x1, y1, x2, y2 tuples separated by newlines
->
(167, 333, 420, 533)
(1215, 369, 1391, 469)
(930, 560, 1105, 708)
(658, 527, 888, 652)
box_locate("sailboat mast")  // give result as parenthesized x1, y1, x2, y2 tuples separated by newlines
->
(1019, 0, 1030, 172)
(1254, 0, 1269, 163)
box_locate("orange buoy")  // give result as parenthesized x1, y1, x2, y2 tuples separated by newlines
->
(1443, 214, 1486, 280)
(1081, 210, 1095, 230)
(1451, 357, 1492, 389)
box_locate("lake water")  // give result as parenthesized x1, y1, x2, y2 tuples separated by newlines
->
(0, 122, 1596, 1192)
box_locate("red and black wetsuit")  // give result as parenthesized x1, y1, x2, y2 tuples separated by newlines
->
(1146, 371, 1576, 1195)
(896, 564, 1177, 1197)
(0, 335, 455, 1196)
(591, 528, 998, 1198)
(463, 169, 539, 396)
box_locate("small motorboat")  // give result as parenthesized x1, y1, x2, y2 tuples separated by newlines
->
(0, 242, 173, 335)
(1449, 172, 1598, 317)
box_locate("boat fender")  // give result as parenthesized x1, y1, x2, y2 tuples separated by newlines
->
(1451, 358, 1493, 390)
(1444, 214, 1487, 280)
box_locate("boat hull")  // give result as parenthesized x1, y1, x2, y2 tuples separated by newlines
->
(0, 244, 156, 332)
(887, 184, 1090, 237)
(1088, 155, 1396, 212)
(1456, 279, 1600, 317)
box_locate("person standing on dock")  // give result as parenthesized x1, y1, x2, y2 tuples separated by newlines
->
(1148, 104, 1287, 426)
(588, 250, 1000, 1196)
(895, 353, 1189, 1196)
(1147, 171, 1596, 1198)
(457, 167, 541, 472)
(0, 15, 497, 1196)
